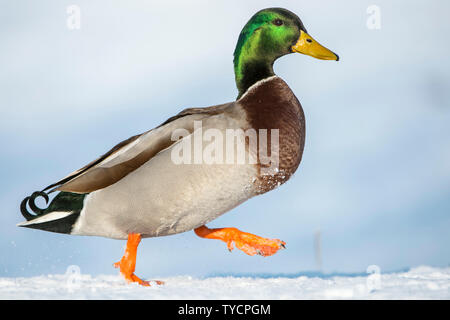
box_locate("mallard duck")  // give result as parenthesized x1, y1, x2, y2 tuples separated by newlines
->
(18, 7, 338, 286)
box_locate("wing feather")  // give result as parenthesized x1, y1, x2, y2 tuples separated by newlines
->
(44, 102, 232, 194)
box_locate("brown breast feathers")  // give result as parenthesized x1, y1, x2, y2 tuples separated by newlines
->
(238, 76, 305, 194)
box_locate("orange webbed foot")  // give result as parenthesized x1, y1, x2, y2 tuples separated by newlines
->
(114, 233, 164, 287)
(227, 230, 286, 256)
(113, 260, 164, 286)
(194, 226, 286, 257)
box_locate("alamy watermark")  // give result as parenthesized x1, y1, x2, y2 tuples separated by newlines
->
(67, 5, 81, 30)
(366, 264, 381, 292)
(170, 121, 280, 175)
(366, 5, 381, 30)
(65, 264, 81, 292)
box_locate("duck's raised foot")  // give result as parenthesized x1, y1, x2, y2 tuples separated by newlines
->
(194, 225, 286, 257)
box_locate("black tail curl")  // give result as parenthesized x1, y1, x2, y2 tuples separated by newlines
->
(20, 191, 50, 221)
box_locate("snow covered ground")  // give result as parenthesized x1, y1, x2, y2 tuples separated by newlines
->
(0, 266, 448, 300)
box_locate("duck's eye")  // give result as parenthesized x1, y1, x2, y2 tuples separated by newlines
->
(272, 19, 283, 26)
(306, 39, 312, 43)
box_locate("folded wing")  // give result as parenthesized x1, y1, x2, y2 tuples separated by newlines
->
(43, 103, 232, 194)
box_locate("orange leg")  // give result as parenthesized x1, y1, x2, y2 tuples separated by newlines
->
(113, 233, 164, 286)
(194, 225, 286, 257)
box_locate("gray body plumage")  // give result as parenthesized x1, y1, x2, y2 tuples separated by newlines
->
(72, 109, 259, 239)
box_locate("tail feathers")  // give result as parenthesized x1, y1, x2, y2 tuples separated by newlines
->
(20, 191, 50, 221)
(19, 191, 87, 234)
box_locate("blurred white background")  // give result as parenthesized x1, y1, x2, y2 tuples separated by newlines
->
(1, 0, 449, 278)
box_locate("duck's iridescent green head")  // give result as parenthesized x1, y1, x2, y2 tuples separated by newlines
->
(234, 8, 338, 98)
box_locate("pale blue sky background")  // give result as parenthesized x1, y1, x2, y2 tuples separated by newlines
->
(1, 0, 449, 278)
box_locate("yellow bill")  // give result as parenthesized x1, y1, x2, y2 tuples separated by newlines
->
(292, 30, 339, 61)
